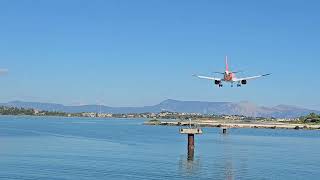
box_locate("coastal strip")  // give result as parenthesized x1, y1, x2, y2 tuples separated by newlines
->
(144, 119, 320, 130)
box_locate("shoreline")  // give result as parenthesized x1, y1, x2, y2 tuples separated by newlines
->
(144, 119, 320, 130)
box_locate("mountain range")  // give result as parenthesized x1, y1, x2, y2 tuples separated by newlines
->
(1, 99, 319, 118)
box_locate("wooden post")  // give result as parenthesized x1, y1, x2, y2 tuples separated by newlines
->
(188, 134, 195, 160)
(180, 128, 202, 161)
(222, 128, 227, 134)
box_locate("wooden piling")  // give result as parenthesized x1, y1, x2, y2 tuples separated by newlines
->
(222, 128, 227, 134)
(180, 128, 202, 161)
(187, 134, 195, 160)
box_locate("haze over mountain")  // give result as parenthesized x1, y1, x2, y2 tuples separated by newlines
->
(1, 99, 319, 118)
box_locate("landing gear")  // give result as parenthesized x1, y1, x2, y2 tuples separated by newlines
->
(237, 84, 241, 87)
(218, 84, 223, 87)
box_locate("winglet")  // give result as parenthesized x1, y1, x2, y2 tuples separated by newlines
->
(262, 73, 272, 77)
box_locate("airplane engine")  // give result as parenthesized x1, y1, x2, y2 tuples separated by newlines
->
(215, 80, 221, 85)
(241, 80, 247, 85)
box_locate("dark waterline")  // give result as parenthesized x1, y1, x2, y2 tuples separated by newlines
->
(0, 116, 319, 180)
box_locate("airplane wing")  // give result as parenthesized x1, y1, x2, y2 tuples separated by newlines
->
(193, 74, 222, 81)
(234, 73, 271, 82)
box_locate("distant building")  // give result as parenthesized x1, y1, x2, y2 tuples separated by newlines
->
(82, 112, 97, 118)
(97, 113, 113, 118)
(127, 114, 135, 118)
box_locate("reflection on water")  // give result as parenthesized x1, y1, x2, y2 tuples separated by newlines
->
(178, 155, 201, 176)
(219, 132, 249, 180)
(179, 134, 239, 180)
(188, 147, 194, 161)
(221, 134, 234, 180)
(179, 133, 249, 180)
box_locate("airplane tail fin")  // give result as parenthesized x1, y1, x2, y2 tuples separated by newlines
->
(225, 56, 229, 72)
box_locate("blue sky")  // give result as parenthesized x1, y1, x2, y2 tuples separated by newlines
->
(0, 0, 319, 109)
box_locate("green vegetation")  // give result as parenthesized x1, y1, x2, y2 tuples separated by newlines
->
(149, 119, 160, 122)
(0, 106, 68, 117)
(147, 119, 161, 125)
(0, 106, 34, 115)
(299, 113, 320, 124)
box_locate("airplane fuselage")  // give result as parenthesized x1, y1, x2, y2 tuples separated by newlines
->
(224, 71, 234, 82)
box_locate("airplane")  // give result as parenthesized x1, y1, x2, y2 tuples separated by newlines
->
(193, 56, 271, 87)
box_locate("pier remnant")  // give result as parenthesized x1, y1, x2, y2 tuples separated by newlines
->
(222, 128, 227, 134)
(180, 128, 203, 160)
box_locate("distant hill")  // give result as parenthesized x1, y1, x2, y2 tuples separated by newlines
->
(1, 99, 319, 118)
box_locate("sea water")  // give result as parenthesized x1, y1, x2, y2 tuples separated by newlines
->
(0, 116, 319, 180)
